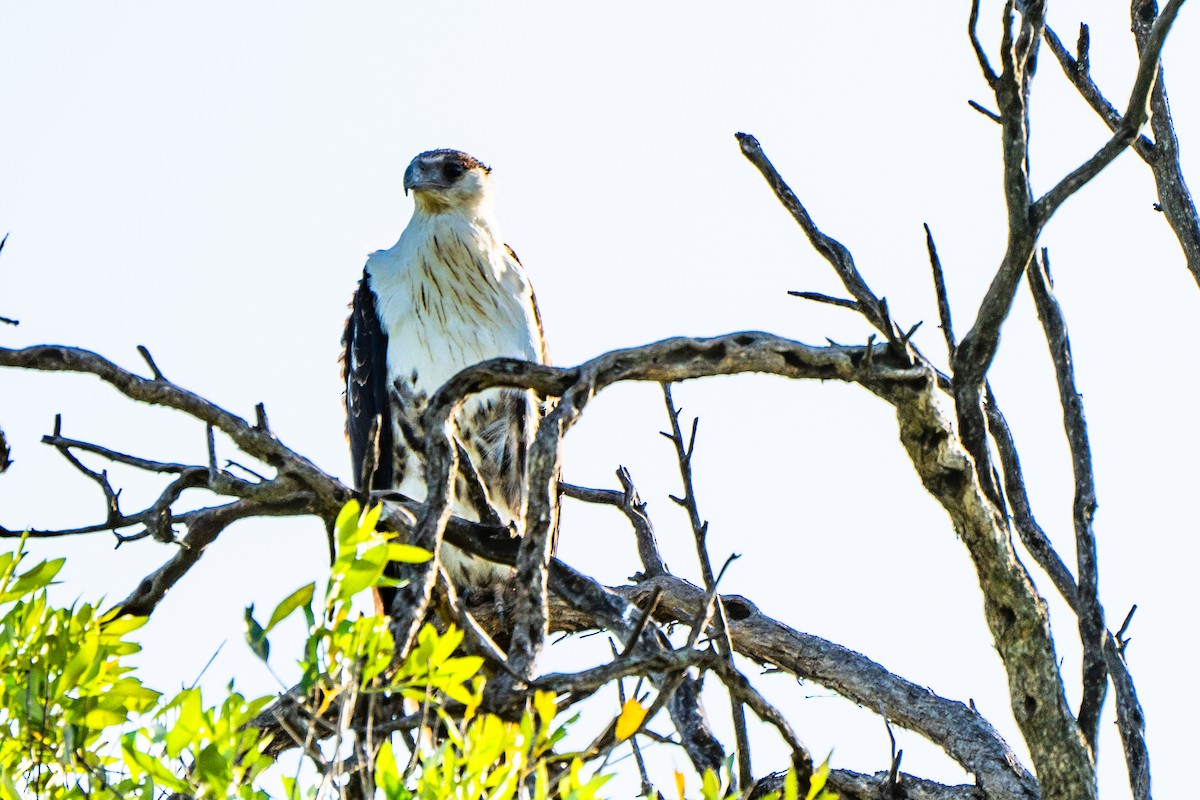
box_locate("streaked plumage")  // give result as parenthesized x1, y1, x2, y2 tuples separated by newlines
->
(342, 149, 551, 591)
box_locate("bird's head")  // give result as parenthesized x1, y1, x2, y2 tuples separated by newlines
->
(403, 149, 494, 214)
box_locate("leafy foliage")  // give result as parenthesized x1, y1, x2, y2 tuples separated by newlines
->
(2, 505, 817, 799)
(0, 532, 158, 799)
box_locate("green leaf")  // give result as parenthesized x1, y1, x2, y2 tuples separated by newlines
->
(428, 624, 464, 667)
(122, 733, 191, 791)
(334, 500, 362, 544)
(385, 543, 432, 564)
(336, 545, 388, 598)
(244, 605, 269, 661)
(0, 557, 64, 600)
(165, 688, 204, 758)
(83, 706, 128, 728)
(701, 767, 721, 800)
(99, 613, 149, 637)
(0, 769, 20, 800)
(195, 741, 233, 791)
(359, 501, 383, 537)
(265, 583, 315, 634)
(0, 551, 15, 585)
(439, 655, 485, 683)
(59, 625, 101, 691)
(376, 739, 408, 800)
(806, 755, 837, 800)
(102, 678, 160, 711)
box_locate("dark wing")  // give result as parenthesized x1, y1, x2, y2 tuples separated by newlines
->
(342, 271, 395, 490)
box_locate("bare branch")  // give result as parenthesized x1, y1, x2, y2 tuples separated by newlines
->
(621, 577, 1036, 799)
(968, 0, 999, 87)
(755, 768, 986, 800)
(924, 224, 957, 361)
(986, 395, 1080, 608)
(561, 467, 668, 579)
(1042, 26, 1155, 160)
(0, 344, 341, 502)
(737, 126, 1089, 794)
(503, 388, 573, 683)
(114, 495, 312, 617)
(137, 345, 165, 382)
(1033, 0, 1186, 225)
(787, 291, 859, 312)
(737, 133, 891, 336)
(1045, 17, 1200, 286)
(1027, 251, 1106, 752)
(0, 319, 1136, 794)
(1131, 0, 1200, 287)
(884, 712, 903, 796)
(968, 100, 1002, 124)
(661, 386, 713, 585)
(454, 441, 503, 528)
(1104, 634, 1150, 800)
(662, 384, 754, 788)
(545, 554, 728, 776)
(0, 233, 16, 327)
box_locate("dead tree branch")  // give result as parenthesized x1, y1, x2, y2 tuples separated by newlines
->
(738, 128, 1093, 799)
(1027, 251, 1106, 753)
(1045, 5, 1200, 286)
(560, 467, 668, 580)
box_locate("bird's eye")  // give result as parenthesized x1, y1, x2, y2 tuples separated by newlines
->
(443, 163, 465, 180)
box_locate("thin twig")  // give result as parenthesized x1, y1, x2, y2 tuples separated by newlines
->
(967, 100, 1002, 123)
(2, 231, 23, 325)
(969, 0, 999, 87)
(137, 345, 165, 381)
(225, 459, 269, 482)
(206, 425, 218, 473)
(662, 383, 753, 792)
(787, 291, 859, 312)
(924, 224, 957, 361)
(1042, 26, 1155, 160)
(883, 710, 903, 799)
(661, 385, 713, 587)
(1046, 6, 1200, 286)
(255, 402, 270, 432)
(1033, 0, 1186, 225)
(620, 587, 664, 659)
(1116, 605, 1137, 647)
(1027, 249, 1106, 752)
(609, 640, 655, 798)
(986, 393, 1080, 608)
(737, 133, 890, 335)
(454, 441, 503, 528)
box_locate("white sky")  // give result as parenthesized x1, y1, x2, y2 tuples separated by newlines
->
(2, 3, 1198, 797)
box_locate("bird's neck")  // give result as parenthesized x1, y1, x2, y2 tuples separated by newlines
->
(403, 203, 501, 249)
(412, 189, 496, 221)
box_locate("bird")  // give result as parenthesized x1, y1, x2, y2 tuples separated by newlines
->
(342, 149, 552, 605)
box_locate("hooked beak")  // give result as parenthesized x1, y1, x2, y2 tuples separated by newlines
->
(403, 161, 417, 196)
(403, 161, 443, 196)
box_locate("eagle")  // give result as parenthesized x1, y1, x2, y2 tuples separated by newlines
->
(342, 149, 552, 597)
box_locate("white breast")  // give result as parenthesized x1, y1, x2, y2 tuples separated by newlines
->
(365, 206, 545, 559)
(368, 211, 541, 394)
